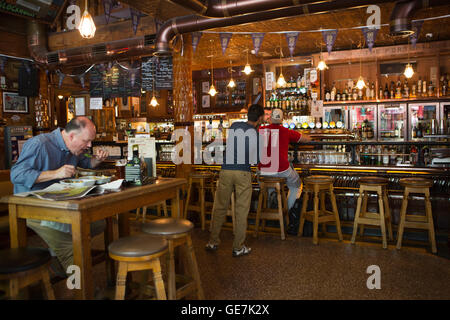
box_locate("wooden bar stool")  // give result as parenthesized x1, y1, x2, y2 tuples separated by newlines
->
(142, 218, 204, 300)
(108, 234, 168, 300)
(0, 248, 55, 300)
(396, 178, 437, 254)
(351, 177, 393, 249)
(137, 200, 168, 222)
(183, 172, 214, 230)
(210, 179, 236, 234)
(298, 175, 343, 245)
(254, 176, 288, 240)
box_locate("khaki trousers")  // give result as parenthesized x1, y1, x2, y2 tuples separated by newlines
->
(27, 219, 106, 274)
(209, 169, 252, 250)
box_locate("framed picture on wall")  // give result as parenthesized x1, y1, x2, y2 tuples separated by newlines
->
(2, 92, 28, 113)
(202, 82, 210, 93)
(202, 95, 210, 109)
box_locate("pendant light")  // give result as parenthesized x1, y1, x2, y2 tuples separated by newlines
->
(208, 52, 217, 96)
(242, 46, 253, 75)
(317, 40, 328, 71)
(228, 60, 236, 88)
(355, 39, 366, 90)
(150, 74, 158, 107)
(78, 0, 96, 39)
(276, 35, 286, 88)
(404, 37, 414, 79)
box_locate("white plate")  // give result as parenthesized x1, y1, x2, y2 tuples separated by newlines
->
(60, 178, 96, 187)
(80, 175, 112, 185)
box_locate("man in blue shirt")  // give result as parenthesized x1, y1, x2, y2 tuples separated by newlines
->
(10, 116, 109, 274)
(206, 104, 264, 257)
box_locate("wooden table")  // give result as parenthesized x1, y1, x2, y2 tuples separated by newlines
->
(2, 177, 186, 300)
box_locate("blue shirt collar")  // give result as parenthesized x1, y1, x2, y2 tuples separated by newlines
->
(52, 128, 69, 152)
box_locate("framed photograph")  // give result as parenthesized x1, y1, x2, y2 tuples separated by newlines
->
(202, 81, 210, 93)
(3, 92, 28, 113)
(202, 95, 210, 109)
(75, 97, 86, 115)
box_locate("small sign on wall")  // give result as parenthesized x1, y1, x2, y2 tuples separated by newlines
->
(265, 72, 274, 91)
(311, 100, 323, 118)
(202, 95, 210, 109)
(202, 82, 210, 93)
(75, 97, 85, 115)
(90, 97, 103, 110)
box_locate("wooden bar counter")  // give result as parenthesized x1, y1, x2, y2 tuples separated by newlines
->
(1, 177, 186, 300)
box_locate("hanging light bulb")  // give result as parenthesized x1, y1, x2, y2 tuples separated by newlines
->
(404, 63, 414, 79)
(150, 95, 159, 107)
(78, 0, 96, 39)
(277, 73, 286, 88)
(228, 61, 236, 88)
(208, 84, 217, 96)
(228, 78, 236, 88)
(356, 76, 366, 90)
(317, 59, 328, 71)
(242, 49, 253, 75)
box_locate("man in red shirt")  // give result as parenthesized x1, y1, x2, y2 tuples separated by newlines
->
(258, 108, 310, 211)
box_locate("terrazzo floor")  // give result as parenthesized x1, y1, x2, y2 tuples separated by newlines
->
(19, 220, 450, 300)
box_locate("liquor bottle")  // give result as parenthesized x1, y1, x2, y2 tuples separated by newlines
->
(417, 77, 422, 96)
(331, 82, 336, 101)
(428, 81, 434, 97)
(291, 76, 297, 88)
(416, 123, 423, 138)
(379, 85, 384, 100)
(132, 144, 140, 165)
(395, 78, 402, 99)
(422, 79, 427, 97)
(404, 79, 409, 98)
(325, 86, 331, 101)
(352, 87, 358, 101)
(365, 84, 370, 100)
(336, 89, 341, 101)
(342, 88, 347, 101)
(296, 73, 302, 88)
(384, 83, 389, 99)
(442, 75, 448, 96)
(359, 88, 364, 100)
(390, 81, 395, 99)
(370, 82, 375, 100)
(411, 84, 417, 98)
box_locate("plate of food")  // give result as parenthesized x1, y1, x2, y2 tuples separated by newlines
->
(60, 178, 96, 187)
(80, 175, 112, 185)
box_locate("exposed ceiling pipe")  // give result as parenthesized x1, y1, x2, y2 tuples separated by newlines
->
(27, 20, 155, 67)
(389, 0, 448, 36)
(155, 0, 396, 56)
(168, 0, 331, 17)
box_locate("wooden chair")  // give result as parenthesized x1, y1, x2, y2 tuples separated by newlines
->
(396, 178, 437, 254)
(108, 234, 168, 300)
(351, 177, 393, 249)
(0, 248, 55, 300)
(142, 218, 204, 300)
(298, 175, 343, 245)
(210, 179, 236, 234)
(254, 176, 288, 240)
(183, 172, 214, 230)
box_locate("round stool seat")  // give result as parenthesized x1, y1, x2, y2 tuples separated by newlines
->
(259, 176, 286, 183)
(189, 172, 212, 179)
(359, 176, 388, 186)
(0, 248, 51, 274)
(304, 175, 333, 185)
(399, 177, 433, 188)
(108, 234, 168, 258)
(142, 218, 194, 236)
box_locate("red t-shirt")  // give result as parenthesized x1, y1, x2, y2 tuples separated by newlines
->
(258, 124, 301, 173)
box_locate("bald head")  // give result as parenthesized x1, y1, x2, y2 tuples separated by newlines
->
(63, 117, 97, 156)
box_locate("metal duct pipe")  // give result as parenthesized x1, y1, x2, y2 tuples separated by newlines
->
(168, 0, 330, 17)
(156, 0, 397, 56)
(27, 20, 49, 64)
(389, 0, 448, 36)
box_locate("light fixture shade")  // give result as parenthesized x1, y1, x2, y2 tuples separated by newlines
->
(150, 95, 159, 107)
(277, 73, 286, 88)
(79, 10, 96, 39)
(317, 60, 328, 71)
(209, 84, 217, 96)
(356, 76, 366, 90)
(404, 63, 414, 79)
(57, 95, 64, 100)
(243, 63, 253, 75)
(228, 78, 236, 88)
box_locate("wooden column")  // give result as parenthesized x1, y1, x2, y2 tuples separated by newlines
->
(173, 34, 194, 180)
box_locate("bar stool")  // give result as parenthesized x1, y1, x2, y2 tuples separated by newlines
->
(298, 175, 343, 244)
(136, 200, 168, 222)
(0, 248, 55, 299)
(142, 218, 204, 300)
(351, 177, 393, 249)
(108, 234, 168, 300)
(183, 172, 214, 230)
(254, 176, 288, 240)
(396, 177, 437, 254)
(210, 180, 236, 234)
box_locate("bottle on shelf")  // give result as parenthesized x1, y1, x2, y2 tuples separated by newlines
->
(359, 88, 364, 100)
(390, 81, 395, 99)
(428, 81, 434, 97)
(379, 85, 384, 100)
(336, 89, 341, 101)
(417, 77, 422, 96)
(331, 82, 336, 101)
(403, 79, 409, 98)
(416, 123, 423, 138)
(365, 83, 370, 100)
(352, 87, 358, 101)
(384, 83, 389, 99)
(395, 78, 402, 99)
(325, 86, 331, 102)
(422, 79, 427, 97)
(370, 82, 375, 100)
(442, 75, 448, 96)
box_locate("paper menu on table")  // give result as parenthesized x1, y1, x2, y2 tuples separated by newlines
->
(127, 136, 156, 177)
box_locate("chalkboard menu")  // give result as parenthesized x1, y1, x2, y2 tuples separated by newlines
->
(141, 56, 173, 91)
(89, 66, 104, 97)
(90, 64, 142, 98)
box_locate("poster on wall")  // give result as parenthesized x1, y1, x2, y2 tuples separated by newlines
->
(202, 95, 210, 109)
(75, 97, 86, 115)
(90, 97, 103, 110)
(202, 82, 210, 93)
(2, 92, 28, 113)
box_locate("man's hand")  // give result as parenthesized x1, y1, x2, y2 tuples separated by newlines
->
(91, 148, 109, 168)
(54, 165, 76, 179)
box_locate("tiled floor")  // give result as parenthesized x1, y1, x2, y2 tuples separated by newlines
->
(15, 218, 448, 300)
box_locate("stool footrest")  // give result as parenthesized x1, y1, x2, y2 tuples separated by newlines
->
(405, 215, 428, 223)
(402, 221, 432, 229)
(361, 212, 384, 220)
(303, 213, 337, 223)
(356, 217, 382, 226)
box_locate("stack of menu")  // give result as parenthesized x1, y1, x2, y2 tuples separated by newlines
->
(15, 184, 99, 201)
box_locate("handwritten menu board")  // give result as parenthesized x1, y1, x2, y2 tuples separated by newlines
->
(89, 64, 142, 98)
(89, 66, 104, 97)
(141, 56, 173, 91)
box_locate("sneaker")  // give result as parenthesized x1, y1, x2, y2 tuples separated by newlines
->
(205, 242, 218, 251)
(232, 245, 252, 257)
